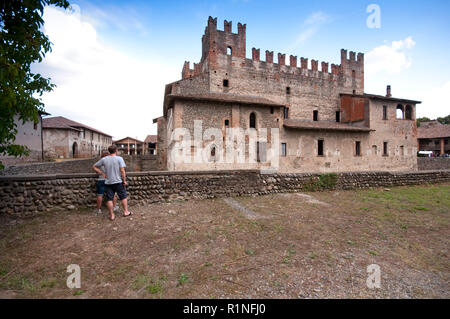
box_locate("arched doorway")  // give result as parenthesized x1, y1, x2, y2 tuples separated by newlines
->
(72, 142, 78, 158)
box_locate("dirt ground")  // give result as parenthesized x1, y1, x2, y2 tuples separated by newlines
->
(0, 183, 449, 299)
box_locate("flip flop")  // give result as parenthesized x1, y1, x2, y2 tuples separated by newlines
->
(123, 211, 133, 217)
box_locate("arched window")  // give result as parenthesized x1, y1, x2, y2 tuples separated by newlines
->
(227, 46, 232, 56)
(249, 112, 256, 129)
(405, 105, 413, 120)
(396, 104, 404, 119)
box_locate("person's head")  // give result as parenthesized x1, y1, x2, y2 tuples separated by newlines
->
(108, 145, 117, 155)
(101, 150, 109, 158)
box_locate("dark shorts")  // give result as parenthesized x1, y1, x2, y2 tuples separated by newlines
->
(96, 180, 106, 196)
(105, 183, 127, 201)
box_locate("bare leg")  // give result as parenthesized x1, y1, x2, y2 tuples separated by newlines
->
(121, 198, 131, 216)
(96, 195, 103, 209)
(113, 195, 117, 208)
(106, 200, 115, 220)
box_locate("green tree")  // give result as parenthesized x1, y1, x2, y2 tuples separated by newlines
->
(416, 117, 431, 127)
(0, 0, 70, 169)
(437, 115, 450, 125)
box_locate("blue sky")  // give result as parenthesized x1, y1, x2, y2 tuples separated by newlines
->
(36, 0, 450, 140)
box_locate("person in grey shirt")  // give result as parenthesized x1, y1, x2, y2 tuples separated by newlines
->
(95, 151, 118, 214)
(93, 145, 132, 221)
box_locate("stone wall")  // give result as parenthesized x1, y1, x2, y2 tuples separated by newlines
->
(1, 170, 449, 216)
(0, 155, 162, 176)
(418, 157, 450, 171)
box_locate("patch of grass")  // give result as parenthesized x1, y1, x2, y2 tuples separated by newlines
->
(177, 273, 189, 287)
(203, 262, 212, 267)
(132, 275, 151, 290)
(73, 290, 84, 296)
(146, 281, 163, 294)
(245, 249, 255, 256)
(303, 173, 338, 191)
(368, 250, 378, 256)
(39, 278, 57, 289)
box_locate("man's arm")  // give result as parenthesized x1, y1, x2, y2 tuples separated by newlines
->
(93, 165, 107, 179)
(120, 167, 127, 185)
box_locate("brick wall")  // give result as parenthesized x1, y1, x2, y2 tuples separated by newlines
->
(418, 157, 450, 171)
(1, 170, 449, 217)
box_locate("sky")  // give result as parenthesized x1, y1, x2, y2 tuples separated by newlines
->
(33, 0, 450, 140)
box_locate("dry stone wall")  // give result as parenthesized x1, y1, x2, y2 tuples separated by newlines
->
(1, 170, 449, 217)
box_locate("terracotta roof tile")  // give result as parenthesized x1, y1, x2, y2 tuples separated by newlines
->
(417, 121, 450, 139)
(144, 135, 157, 143)
(43, 116, 112, 137)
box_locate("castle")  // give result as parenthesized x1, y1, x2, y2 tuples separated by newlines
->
(154, 17, 421, 173)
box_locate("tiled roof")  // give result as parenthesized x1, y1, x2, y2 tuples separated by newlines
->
(167, 93, 285, 107)
(144, 135, 157, 143)
(417, 121, 450, 139)
(340, 93, 421, 104)
(113, 136, 145, 144)
(283, 119, 373, 132)
(43, 116, 112, 137)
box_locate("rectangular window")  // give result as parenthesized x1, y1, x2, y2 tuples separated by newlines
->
(383, 105, 388, 120)
(270, 107, 274, 114)
(318, 139, 324, 156)
(284, 107, 289, 119)
(355, 141, 361, 156)
(336, 111, 340, 123)
(224, 119, 229, 126)
(400, 145, 404, 156)
(33, 122, 38, 130)
(281, 143, 287, 157)
(313, 110, 318, 121)
(223, 79, 229, 87)
(286, 87, 291, 95)
(383, 142, 388, 156)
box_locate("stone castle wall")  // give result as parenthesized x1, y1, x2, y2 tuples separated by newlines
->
(1, 170, 449, 217)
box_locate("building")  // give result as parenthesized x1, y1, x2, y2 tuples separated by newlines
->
(417, 121, 450, 156)
(155, 17, 421, 173)
(43, 116, 112, 159)
(0, 111, 49, 166)
(144, 135, 158, 154)
(113, 137, 145, 155)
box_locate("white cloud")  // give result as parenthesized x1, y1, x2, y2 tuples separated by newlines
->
(33, 5, 178, 140)
(416, 81, 450, 119)
(290, 11, 330, 48)
(365, 36, 416, 75)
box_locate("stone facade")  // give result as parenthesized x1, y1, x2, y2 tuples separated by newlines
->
(0, 113, 45, 166)
(156, 17, 420, 173)
(43, 116, 113, 159)
(1, 170, 449, 216)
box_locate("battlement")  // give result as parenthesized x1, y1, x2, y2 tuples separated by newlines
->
(184, 17, 365, 90)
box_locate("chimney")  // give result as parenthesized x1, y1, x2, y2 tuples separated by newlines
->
(386, 85, 391, 97)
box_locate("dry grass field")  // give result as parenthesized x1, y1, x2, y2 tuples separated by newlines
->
(0, 183, 448, 299)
